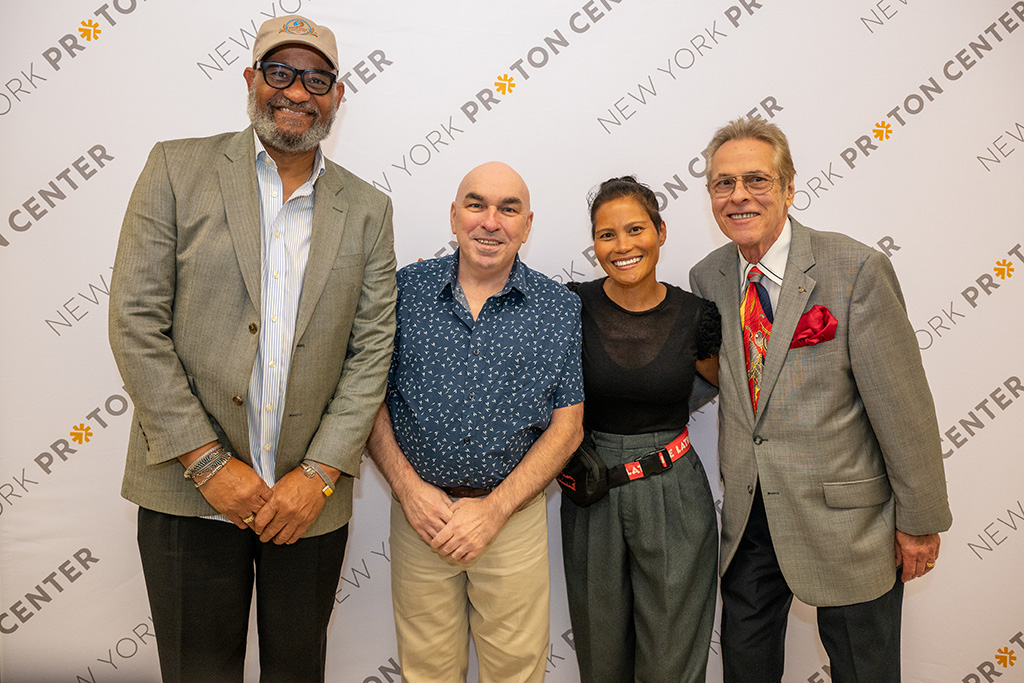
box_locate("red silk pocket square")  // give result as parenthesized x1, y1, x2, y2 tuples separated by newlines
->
(789, 305, 838, 349)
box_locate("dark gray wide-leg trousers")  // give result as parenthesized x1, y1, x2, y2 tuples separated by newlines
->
(561, 429, 719, 683)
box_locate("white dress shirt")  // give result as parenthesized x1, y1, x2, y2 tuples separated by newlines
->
(737, 217, 793, 318)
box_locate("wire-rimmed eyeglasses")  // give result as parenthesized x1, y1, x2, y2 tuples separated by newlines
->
(707, 174, 778, 197)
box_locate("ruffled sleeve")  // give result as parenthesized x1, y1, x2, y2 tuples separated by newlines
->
(696, 298, 721, 360)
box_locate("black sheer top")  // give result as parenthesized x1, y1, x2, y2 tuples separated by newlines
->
(568, 279, 721, 435)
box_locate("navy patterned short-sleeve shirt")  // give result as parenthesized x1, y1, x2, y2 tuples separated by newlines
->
(387, 251, 584, 488)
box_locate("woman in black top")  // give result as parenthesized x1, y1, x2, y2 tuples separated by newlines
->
(562, 176, 720, 682)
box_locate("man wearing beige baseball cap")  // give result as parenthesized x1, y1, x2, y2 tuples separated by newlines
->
(110, 13, 396, 682)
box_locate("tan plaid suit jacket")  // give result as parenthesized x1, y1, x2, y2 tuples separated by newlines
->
(690, 219, 952, 606)
(109, 127, 396, 536)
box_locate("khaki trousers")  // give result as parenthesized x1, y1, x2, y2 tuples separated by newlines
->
(389, 493, 550, 683)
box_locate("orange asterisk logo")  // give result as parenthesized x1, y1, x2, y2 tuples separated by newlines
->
(994, 259, 1013, 279)
(70, 423, 92, 444)
(79, 19, 102, 41)
(872, 121, 892, 141)
(494, 74, 515, 95)
(995, 647, 1016, 668)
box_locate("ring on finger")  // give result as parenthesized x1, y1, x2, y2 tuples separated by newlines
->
(242, 513, 256, 524)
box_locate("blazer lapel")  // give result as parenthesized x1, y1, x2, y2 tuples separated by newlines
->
(219, 128, 262, 314)
(294, 162, 349, 342)
(756, 219, 816, 422)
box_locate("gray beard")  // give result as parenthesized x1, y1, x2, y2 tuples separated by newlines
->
(247, 86, 337, 153)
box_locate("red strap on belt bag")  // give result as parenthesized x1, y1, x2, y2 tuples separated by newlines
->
(557, 428, 691, 507)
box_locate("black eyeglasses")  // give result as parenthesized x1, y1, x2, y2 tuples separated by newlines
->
(255, 61, 337, 96)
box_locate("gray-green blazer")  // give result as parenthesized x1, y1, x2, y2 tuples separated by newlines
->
(690, 219, 952, 606)
(109, 127, 397, 536)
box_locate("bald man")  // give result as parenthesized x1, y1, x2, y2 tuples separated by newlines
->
(368, 162, 584, 682)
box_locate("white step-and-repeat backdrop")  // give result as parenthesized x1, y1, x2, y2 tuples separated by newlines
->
(2, 1, 1022, 681)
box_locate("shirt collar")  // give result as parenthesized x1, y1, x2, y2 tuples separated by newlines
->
(739, 216, 792, 291)
(252, 130, 326, 184)
(438, 250, 527, 300)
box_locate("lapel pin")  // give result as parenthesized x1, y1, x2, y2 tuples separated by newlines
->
(798, 287, 806, 293)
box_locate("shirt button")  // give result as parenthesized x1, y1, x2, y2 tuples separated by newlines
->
(753, 435, 764, 445)
(272, 191, 278, 198)
(266, 404, 273, 412)
(271, 315, 278, 322)
(463, 437, 471, 444)
(249, 322, 258, 334)
(274, 231, 281, 238)
(269, 360, 275, 368)
(232, 396, 244, 406)
(264, 444, 271, 452)
(273, 272, 280, 279)
(472, 348, 479, 356)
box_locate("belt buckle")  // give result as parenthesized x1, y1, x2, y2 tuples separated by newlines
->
(635, 447, 673, 477)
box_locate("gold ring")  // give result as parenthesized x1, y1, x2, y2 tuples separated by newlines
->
(242, 514, 256, 524)
(925, 562, 936, 568)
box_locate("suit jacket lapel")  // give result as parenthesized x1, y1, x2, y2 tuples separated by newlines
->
(219, 128, 262, 314)
(712, 246, 757, 430)
(757, 219, 816, 421)
(294, 161, 349, 342)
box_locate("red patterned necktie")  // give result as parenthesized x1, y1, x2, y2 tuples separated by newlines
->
(741, 267, 773, 411)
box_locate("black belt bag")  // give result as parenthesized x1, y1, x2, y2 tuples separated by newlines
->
(557, 428, 692, 507)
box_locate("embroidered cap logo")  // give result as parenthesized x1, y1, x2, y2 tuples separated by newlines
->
(282, 19, 317, 37)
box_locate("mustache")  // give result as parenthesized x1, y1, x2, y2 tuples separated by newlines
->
(266, 95, 317, 114)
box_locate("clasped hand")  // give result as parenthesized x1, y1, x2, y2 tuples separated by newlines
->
(200, 460, 327, 544)
(401, 481, 509, 565)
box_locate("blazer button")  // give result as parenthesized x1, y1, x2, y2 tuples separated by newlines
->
(232, 396, 244, 406)
(249, 322, 258, 334)
(753, 435, 764, 445)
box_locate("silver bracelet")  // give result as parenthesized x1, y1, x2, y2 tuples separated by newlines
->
(186, 447, 227, 480)
(188, 448, 230, 485)
(183, 445, 224, 479)
(194, 453, 232, 488)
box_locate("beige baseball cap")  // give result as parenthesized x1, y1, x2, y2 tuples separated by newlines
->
(252, 15, 339, 71)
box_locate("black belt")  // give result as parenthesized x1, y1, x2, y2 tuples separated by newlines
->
(441, 485, 492, 498)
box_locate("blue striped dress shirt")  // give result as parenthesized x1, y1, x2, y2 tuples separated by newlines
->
(246, 133, 325, 487)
